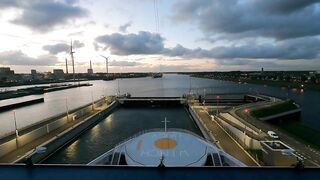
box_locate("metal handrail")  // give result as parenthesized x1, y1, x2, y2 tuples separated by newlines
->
(88, 128, 210, 165)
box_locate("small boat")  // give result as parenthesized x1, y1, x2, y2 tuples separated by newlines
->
(152, 73, 163, 78)
(103, 76, 116, 81)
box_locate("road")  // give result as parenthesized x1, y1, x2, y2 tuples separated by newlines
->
(230, 103, 320, 167)
(193, 107, 259, 166)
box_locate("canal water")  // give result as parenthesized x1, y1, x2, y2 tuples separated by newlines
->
(0, 74, 319, 136)
(43, 106, 201, 164)
(1, 74, 319, 163)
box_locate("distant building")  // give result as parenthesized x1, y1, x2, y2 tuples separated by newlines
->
(31, 69, 37, 76)
(53, 69, 65, 79)
(0, 67, 15, 82)
(87, 68, 93, 74)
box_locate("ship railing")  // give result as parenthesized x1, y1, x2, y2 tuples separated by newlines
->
(88, 128, 210, 165)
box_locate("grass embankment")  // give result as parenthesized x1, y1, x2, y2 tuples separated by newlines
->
(278, 122, 320, 150)
(250, 101, 320, 150)
(245, 79, 320, 91)
(251, 100, 298, 118)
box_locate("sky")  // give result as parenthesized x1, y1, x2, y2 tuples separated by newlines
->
(0, 0, 320, 73)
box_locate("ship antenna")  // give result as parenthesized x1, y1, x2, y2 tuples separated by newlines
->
(158, 154, 165, 168)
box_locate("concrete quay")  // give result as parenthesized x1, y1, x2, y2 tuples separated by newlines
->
(0, 96, 118, 163)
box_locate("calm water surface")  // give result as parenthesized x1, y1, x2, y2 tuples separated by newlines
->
(43, 107, 201, 164)
(0, 74, 319, 134)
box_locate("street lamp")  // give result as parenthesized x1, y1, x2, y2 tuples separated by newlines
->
(91, 91, 95, 110)
(13, 110, 19, 148)
(65, 98, 69, 121)
(216, 95, 220, 115)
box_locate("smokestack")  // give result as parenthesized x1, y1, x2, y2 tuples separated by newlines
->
(65, 58, 68, 74)
(90, 60, 92, 70)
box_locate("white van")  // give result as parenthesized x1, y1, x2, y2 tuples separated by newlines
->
(267, 131, 279, 139)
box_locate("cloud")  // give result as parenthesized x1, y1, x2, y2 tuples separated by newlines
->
(109, 60, 141, 67)
(118, 21, 132, 32)
(0, 0, 19, 8)
(0, 50, 58, 66)
(43, 40, 84, 54)
(171, 0, 320, 40)
(43, 43, 69, 55)
(72, 40, 85, 48)
(95, 30, 320, 61)
(166, 37, 320, 60)
(68, 31, 84, 36)
(253, 0, 319, 14)
(0, 0, 88, 32)
(95, 31, 165, 55)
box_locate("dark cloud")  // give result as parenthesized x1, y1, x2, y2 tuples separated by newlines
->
(95, 31, 320, 61)
(109, 60, 141, 67)
(254, 0, 319, 14)
(166, 37, 320, 60)
(0, 0, 88, 32)
(172, 0, 320, 40)
(0, 50, 58, 66)
(0, 0, 19, 8)
(119, 21, 132, 32)
(43, 43, 69, 55)
(43, 40, 84, 54)
(95, 31, 165, 55)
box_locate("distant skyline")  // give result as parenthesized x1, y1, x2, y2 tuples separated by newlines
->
(0, 0, 320, 73)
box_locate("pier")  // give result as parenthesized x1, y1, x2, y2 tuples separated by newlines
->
(0, 96, 44, 113)
(0, 83, 92, 101)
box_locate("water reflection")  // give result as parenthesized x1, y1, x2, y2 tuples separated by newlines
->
(0, 74, 319, 137)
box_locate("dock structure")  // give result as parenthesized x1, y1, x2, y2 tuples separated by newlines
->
(118, 97, 186, 106)
(0, 97, 44, 113)
(0, 96, 118, 163)
(0, 93, 316, 167)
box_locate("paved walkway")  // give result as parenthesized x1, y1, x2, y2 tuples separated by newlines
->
(193, 107, 258, 166)
(0, 103, 110, 163)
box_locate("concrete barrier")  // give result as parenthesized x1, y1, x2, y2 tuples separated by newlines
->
(215, 116, 261, 150)
(220, 113, 259, 136)
(17, 127, 47, 147)
(0, 139, 16, 158)
(15, 100, 120, 164)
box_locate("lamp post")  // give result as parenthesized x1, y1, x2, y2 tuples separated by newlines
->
(91, 91, 95, 110)
(65, 98, 69, 121)
(216, 95, 220, 115)
(13, 110, 19, 148)
(189, 76, 192, 95)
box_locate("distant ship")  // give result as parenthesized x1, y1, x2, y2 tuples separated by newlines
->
(88, 129, 245, 167)
(103, 75, 115, 81)
(152, 73, 163, 78)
